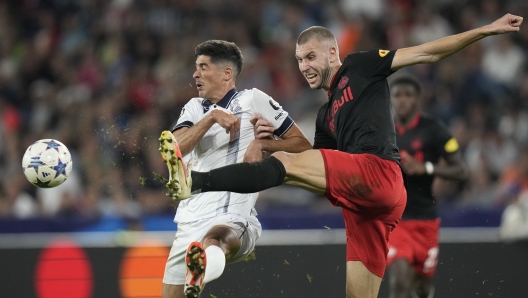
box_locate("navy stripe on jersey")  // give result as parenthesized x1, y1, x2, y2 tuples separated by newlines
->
(224, 90, 238, 109)
(274, 116, 294, 137)
(173, 121, 193, 132)
(222, 113, 243, 213)
(202, 88, 238, 112)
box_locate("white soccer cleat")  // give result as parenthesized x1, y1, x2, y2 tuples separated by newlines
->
(159, 130, 192, 200)
(184, 242, 207, 298)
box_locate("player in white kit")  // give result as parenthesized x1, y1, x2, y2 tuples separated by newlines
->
(160, 40, 311, 298)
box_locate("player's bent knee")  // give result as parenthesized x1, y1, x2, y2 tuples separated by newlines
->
(203, 225, 240, 260)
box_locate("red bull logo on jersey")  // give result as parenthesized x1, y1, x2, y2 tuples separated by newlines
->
(338, 76, 349, 89)
(327, 86, 354, 134)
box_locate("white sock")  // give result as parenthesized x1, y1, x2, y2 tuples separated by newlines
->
(203, 245, 226, 284)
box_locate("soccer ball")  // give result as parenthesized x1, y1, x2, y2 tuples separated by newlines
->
(22, 139, 73, 188)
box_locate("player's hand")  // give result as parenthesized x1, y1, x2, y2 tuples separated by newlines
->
(400, 152, 427, 175)
(243, 140, 264, 162)
(486, 14, 523, 34)
(210, 109, 240, 141)
(250, 114, 274, 140)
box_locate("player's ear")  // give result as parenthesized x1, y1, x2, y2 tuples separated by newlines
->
(329, 46, 338, 63)
(224, 67, 233, 81)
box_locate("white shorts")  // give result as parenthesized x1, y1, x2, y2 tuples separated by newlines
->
(163, 213, 262, 285)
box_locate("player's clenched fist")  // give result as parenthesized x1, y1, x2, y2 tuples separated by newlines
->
(486, 13, 523, 34)
(209, 109, 240, 141)
(250, 114, 274, 140)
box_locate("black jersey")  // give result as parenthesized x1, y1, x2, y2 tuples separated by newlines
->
(396, 112, 458, 219)
(314, 49, 400, 163)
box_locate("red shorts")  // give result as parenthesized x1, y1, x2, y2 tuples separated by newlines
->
(387, 219, 440, 277)
(319, 150, 406, 277)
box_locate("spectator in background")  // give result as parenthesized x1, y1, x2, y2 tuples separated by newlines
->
(410, 4, 453, 45)
(499, 148, 528, 240)
(465, 118, 518, 182)
(0, 173, 38, 218)
(496, 148, 528, 207)
(481, 34, 525, 88)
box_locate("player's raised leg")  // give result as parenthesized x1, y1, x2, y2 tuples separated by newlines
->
(163, 149, 326, 198)
(271, 150, 327, 195)
(183, 225, 241, 298)
(159, 131, 192, 200)
(162, 220, 253, 298)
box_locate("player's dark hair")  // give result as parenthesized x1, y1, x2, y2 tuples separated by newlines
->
(297, 26, 336, 45)
(391, 75, 422, 94)
(195, 40, 243, 79)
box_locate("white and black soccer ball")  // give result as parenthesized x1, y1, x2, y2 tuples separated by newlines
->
(22, 139, 73, 188)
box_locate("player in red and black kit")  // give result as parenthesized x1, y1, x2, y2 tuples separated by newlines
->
(159, 14, 522, 298)
(386, 76, 468, 298)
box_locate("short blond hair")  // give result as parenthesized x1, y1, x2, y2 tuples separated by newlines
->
(297, 26, 337, 46)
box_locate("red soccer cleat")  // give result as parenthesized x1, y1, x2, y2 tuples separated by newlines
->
(184, 241, 207, 298)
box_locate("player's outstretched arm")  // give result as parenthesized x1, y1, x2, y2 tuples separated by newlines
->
(174, 109, 240, 156)
(391, 13, 523, 71)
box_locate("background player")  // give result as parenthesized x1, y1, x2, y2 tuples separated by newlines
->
(160, 14, 523, 298)
(160, 40, 311, 298)
(387, 76, 468, 298)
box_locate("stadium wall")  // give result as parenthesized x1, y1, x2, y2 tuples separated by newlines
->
(0, 229, 527, 298)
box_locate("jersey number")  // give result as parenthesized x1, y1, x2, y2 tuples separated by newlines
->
(423, 247, 439, 273)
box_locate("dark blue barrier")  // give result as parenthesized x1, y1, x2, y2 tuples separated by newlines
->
(438, 204, 503, 227)
(0, 205, 505, 233)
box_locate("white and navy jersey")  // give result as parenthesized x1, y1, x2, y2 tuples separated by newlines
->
(172, 87, 294, 223)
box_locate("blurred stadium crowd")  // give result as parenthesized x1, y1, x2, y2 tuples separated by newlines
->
(1, 0, 528, 226)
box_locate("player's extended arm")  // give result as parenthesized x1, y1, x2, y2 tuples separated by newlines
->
(391, 13, 523, 71)
(174, 109, 240, 156)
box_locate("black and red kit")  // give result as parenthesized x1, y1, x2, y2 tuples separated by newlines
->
(313, 49, 406, 277)
(395, 112, 456, 219)
(314, 49, 400, 163)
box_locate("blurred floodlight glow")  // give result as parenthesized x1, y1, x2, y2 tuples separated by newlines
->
(34, 239, 93, 298)
(119, 240, 169, 297)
